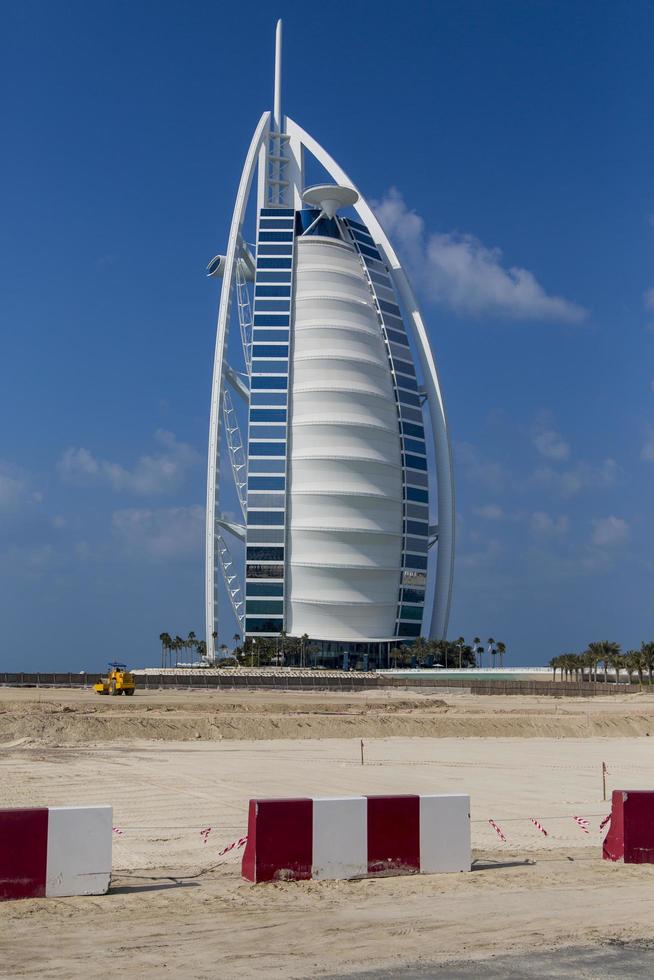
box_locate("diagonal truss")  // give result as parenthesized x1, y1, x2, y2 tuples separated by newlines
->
(216, 534, 244, 634)
(222, 387, 247, 521)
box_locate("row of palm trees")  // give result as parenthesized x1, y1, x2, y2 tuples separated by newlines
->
(158, 631, 208, 668)
(550, 641, 654, 685)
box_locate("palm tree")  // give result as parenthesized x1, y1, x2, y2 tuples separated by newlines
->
(159, 632, 171, 670)
(625, 650, 643, 688)
(455, 636, 465, 669)
(640, 642, 654, 686)
(175, 635, 184, 667)
(496, 641, 506, 667)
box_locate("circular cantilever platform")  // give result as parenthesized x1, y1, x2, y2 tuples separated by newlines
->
(302, 183, 359, 218)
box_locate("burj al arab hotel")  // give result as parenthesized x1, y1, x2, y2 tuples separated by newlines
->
(205, 21, 454, 664)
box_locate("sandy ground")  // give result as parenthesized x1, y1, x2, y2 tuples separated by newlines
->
(3, 688, 654, 977)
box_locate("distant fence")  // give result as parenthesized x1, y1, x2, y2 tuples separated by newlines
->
(0, 672, 641, 696)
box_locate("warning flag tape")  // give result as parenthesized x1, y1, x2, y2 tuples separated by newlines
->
(599, 814, 611, 831)
(530, 817, 548, 837)
(112, 826, 124, 836)
(200, 827, 212, 844)
(488, 819, 507, 842)
(217, 835, 248, 857)
(573, 816, 590, 834)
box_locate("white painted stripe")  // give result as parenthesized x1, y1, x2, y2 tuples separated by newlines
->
(312, 796, 367, 881)
(419, 795, 470, 874)
(46, 805, 112, 897)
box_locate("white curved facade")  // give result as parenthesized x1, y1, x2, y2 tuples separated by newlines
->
(205, 21, 455, 663)
(287, 236, 403, 640)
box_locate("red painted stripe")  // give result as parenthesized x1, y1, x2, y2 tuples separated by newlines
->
(0, 808, 49, 901)
(366, 795, 420, 875)
(242, 798, 313, 882)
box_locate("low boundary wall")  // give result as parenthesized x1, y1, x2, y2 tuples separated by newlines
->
(0, 672, 639, 696)
(0, 805, 112, 901)
(241, 794, 470, 882)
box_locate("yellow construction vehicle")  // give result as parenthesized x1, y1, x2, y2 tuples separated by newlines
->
(93, 662, 136, 696)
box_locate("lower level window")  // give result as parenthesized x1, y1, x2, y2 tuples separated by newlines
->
(246, 617, 284, 633)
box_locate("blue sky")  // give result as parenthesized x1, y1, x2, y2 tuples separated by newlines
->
(1, 0, 653, 670)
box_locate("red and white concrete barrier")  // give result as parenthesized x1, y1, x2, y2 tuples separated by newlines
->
(0, 805, 112, 900)
(241, 794, 470, 883)
(603, 789, 654, 863)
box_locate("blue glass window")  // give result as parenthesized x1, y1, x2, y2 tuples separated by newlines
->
(260, 208, 294, 216)
(252, 330, 289, 343)
(246, 546, 284, 562)
(257, 244, 294, 255)
(247, 458, 285, 474)
(398, 622, 421, 637)
(246, 581, 284, 597)
(254, 300, 290, 312)
(351, 228, 375, 246)
(258, 257, 292, 269)
(400, 605, 424, 621)
(405, 502, 429, 521)
(386, 328, 408, 346)
(255, 285, 291, 297)
(246, 563, 284, 578)
(259, 219, 294, 229)
(396, 372, 418, 392)
(295, 209, 341, 238)
(246, 617, 283, 633)
(246, 527, 284, 544)
(248, 475, 285, 491)
(379, 299, 402, 317)
(402, 421, 425, 439)
(246, 599, 284, 615)
(405, 536, 427, 554)
(402, 588, 425, 604)
(404, 437, 426, 455)
(251, 391, 288, 406)
(254, 314, 290, 326)
(347, 217, 368, 233)
(249, 441, 285, 456)
(406, 486, 428, 504)
(358, 243, 381, 260)
(406, 519, 429, 536)
(404, 453, 428, 471)
(250, 409, 286, 423)
(249, 425, 287, 440)
(251, 376, 288, 390)
(256, 271, 292, 283)
(398, 389, 421, 407)
(404, 553, 428, 570)
(251, 360, 288, 374)
(400, 406, 424, 424)
(394, 357, 415, 376)
(252, 344, 289, 358)
(259, 231, 294, 242)
(248, 512, 284, 528)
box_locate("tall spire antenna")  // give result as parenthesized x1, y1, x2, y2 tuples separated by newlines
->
(273, 19, 282, 132)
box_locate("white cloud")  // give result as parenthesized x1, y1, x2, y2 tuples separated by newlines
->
(58, 430, 200, 496)
(641, 429, 654, 463)
(111, 505, 204, 560)
(532, 458, 619, 497)
(456, 442, 504, 492)
(373, 188, 588, 322)
(644, 288, 654, 310)
(531, 415, 570, 460)
(473, 504, 504, 520)
(529, 511, 570, 537)
(590, 516, 630, 547)
(0, 471, 24, 513)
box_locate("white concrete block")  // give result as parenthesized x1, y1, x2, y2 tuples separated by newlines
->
(419, 794, 470, 874)
(312, 796, 367, 880)
(46, 805, 112, 897)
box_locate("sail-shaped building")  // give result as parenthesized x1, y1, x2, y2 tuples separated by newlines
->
(205, 21, 454, 664)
